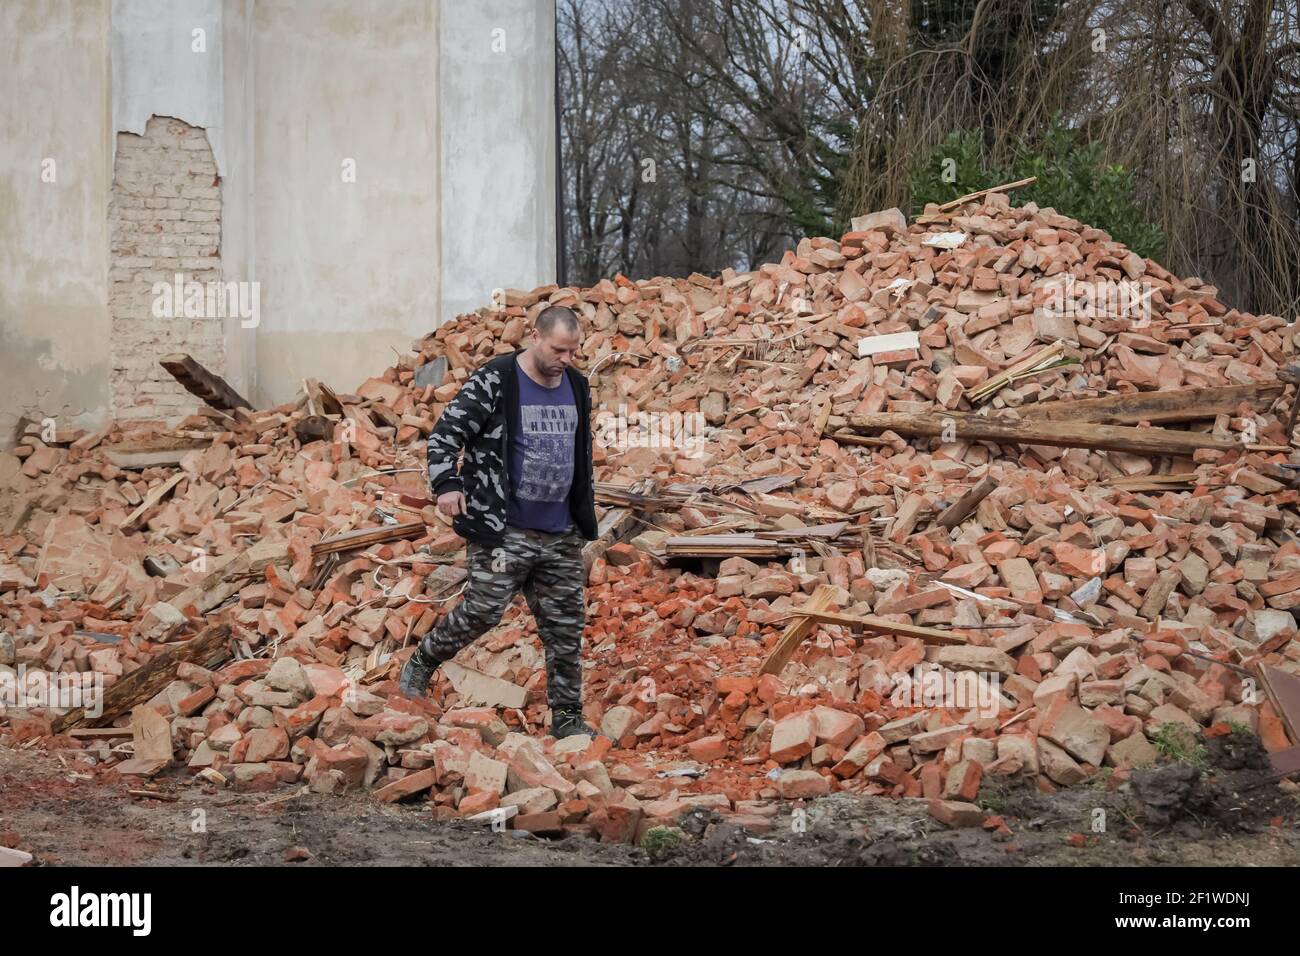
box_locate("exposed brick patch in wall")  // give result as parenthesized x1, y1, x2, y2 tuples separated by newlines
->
(109, 115, 224, 423)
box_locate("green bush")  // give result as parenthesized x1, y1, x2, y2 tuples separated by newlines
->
(910, 116, 1165, 260)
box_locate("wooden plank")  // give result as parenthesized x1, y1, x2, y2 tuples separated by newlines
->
(769, 608, 968, 646)
(665, 535, 787, 558)
(1018, 384, 1283, 425)
(1102, 477, 1201, 493)
(848, 412, 1239, 457)
(121, 473, 185, 531)
(936, 476, 997, 530)
(311, 521, 426, 557)
(759, 584, 838, 676)
(51, 622, 232, 733)
(159, 353, 253, 410)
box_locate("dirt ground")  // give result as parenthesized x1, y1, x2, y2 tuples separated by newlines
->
(2, 732, 1297, 867)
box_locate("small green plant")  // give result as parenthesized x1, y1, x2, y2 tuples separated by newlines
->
(1150, 722, 1208, 769)
(977, 787, 1008, 814)
(1087, 766, 1115, 790)
(640, 825, 684, 861)
(910, 115, 1165, 260)
(1224, 720, 1253, 738)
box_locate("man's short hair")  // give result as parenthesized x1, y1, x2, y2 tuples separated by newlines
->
(535, 305, 581, 338)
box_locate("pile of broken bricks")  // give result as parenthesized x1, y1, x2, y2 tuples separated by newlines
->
(3, 184, 1300, 844)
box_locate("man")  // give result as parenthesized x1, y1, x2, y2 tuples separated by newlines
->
(399, 305, 602, 740)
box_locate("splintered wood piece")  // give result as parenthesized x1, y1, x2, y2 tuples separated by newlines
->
(160, 353, 252, 410)
(311, 521, 426, 557)
(938, 176, 1037, 212)
(53, 622, 232, 733)
(759, 584, 838, 676)
(121, 473, 185, 530)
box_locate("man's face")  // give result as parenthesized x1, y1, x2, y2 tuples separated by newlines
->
(531, 325, 582, 377)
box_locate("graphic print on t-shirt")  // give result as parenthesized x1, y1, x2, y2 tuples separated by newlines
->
(517, 404, 578, 501)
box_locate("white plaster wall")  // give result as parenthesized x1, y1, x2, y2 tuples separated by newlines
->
(439, 0, 558, 321)
(0, 0, 113, 440)
(111, 0, 226, 173)
(248, 0, 443, 407)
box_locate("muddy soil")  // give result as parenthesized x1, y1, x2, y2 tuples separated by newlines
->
(1, 733, 1296, 867)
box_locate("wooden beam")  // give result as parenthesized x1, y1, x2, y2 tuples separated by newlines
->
(160, 353, 252, 411)
(936, 476, 997, 530)
(52, 622, 232, 733)
(759, 584, 837, 676)
(121, 473, 185, 531)
(769, 608, 968, 646)
(848, 412, 1240, 457)
(311, 521, 426, 558)
(665, 534, 788, 559)
(1018, 384, 1284, 425)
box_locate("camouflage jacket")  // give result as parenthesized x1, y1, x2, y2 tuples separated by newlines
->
(425, 350, 599, 545)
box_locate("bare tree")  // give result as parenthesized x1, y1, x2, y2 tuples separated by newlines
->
(560, 0, 1299, 315)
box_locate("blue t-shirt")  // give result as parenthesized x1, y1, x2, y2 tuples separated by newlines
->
(506, 362, 577, 533)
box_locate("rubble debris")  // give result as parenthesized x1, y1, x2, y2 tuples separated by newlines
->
(3, 194, 1300, 845)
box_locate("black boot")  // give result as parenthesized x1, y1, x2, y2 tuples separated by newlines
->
(550, 705, 600, 740)
(398, 641, 442, 699)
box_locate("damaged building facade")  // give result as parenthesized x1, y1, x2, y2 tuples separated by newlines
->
(0, 0, 557, 441)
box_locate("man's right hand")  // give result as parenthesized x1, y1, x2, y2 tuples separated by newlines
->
(437, 490, 467, 517)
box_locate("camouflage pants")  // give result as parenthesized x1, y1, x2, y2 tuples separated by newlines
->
(419, 523, 587, 710)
